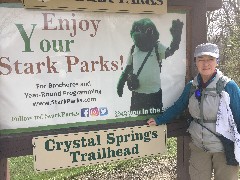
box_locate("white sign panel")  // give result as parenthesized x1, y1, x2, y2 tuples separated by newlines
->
(0, 6, 186, 134)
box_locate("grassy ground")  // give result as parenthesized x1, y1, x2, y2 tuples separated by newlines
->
(9, 138, 177, 180)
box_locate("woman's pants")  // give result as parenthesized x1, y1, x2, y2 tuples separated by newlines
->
(189, 142, 239, 180)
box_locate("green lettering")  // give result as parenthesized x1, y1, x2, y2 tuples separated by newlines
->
(88, 152, 96, 161)
(123, 147, 131, 156)
(132, 144, 139, 154)
(70, 151, 80, 163)
(106, 133, 115, 145)
(116, 135, 123, 146)
(73, 140, 81, 148)
(152, 131, 158, 138)
(116, 149, 122, 156)
(40, 39, 51, 52)
(88, 138, 96, 146)
(45, 139, 55, 151)
(55, 141, 63, 150)
(64, 141, 72, 152)
(81, 137, 87, 147)
(15, 24, 37, 52)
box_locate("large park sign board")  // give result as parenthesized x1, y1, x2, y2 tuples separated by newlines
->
(0, 5, 187, 134)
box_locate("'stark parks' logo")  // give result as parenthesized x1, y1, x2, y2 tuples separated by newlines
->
(99, 107, 108, 116)
(90, 107, 99, 116)
(81, 108, 89, 117)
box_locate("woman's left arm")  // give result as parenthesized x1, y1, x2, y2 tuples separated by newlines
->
(225, 80, 240, 132)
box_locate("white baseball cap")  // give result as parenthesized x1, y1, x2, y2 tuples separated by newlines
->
(194, 43, 219, 58)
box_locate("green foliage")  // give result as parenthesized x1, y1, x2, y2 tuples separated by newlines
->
(207, 0, 239, 86)
(9, 155, 104, 180)
(218, 26, 240, 86)
(166, 137, 177, 157)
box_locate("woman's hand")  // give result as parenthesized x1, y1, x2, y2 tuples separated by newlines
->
(147, 118, 157, 126)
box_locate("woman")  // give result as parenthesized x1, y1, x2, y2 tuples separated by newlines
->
(147, 43, 240, 180)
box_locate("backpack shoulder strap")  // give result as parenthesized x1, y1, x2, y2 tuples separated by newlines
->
(188, 76, 229, 124)
(216, 76, 228, 95)
(189, 82, 196, 98)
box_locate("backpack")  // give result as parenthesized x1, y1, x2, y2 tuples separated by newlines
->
(188, 76, 229, 122)
(188, 76, 239, 166)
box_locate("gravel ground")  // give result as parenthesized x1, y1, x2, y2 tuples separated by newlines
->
(71, 156, 177, 180)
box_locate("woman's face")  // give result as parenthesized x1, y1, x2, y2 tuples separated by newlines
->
(196, 55, 217, 80)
